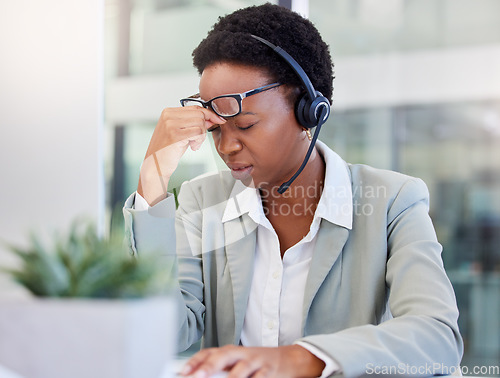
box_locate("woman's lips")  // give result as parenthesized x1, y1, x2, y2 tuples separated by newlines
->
(229, 165, 253, 180)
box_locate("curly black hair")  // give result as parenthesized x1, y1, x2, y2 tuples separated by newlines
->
(192, 3, 334, 104)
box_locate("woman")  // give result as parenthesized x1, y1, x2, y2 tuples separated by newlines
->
(124, 4, 463, 377)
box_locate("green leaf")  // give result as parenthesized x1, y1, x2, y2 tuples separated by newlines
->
(1, 220, 173, 298)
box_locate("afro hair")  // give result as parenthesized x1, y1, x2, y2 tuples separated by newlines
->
(192, 3, 334, 104)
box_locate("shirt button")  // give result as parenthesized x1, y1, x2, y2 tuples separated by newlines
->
(272, 271, 280, 279)
(267, 320, 275, 330)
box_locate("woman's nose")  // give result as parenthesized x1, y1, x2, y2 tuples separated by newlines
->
(215, 125, 243, 156)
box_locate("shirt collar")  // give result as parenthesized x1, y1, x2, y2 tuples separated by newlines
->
(221, 140, 353, 230)
(221, 180, 263, 224)
(315, 140, 353, 229)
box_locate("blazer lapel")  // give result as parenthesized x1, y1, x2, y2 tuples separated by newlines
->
(302, 221, 349, 325)
(223, 213, 257, 345)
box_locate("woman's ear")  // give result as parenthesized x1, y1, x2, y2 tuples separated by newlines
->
(279, 85, 305, 134)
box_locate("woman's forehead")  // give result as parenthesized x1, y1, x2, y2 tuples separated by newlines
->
(198, 63, 272, 99)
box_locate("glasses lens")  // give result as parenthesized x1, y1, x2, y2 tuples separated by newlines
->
(181, 99, 203, 108)
(211, 97, 240, 117)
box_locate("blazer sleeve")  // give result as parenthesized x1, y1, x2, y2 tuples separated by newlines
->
(299, 178, 463, 377)
(123, 191, 205, 352)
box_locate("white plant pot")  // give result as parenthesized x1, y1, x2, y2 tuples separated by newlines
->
(0, 297, 176, 378)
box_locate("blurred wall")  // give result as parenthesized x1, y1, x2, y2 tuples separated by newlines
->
(0, 0, 104, 297)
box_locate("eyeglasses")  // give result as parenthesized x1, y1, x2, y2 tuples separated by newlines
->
(180, 82, 282, 118)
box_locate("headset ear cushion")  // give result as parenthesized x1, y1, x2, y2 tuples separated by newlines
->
(295, 92, 331, 129)
(295, 93, 316, 129)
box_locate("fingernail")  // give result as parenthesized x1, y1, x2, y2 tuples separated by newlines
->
(218, 116, 226, 123)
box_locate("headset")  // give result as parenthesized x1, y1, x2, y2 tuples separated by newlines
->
(250, 35, 331, 194)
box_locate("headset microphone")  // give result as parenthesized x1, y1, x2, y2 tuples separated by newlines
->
(250, 35, 331, 194)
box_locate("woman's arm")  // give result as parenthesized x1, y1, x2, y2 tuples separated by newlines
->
(123, 106, 226, 350)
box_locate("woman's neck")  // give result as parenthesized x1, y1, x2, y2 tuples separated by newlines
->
(260, 148, 326, 213)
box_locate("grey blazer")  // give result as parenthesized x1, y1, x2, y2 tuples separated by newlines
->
(123, 145, 463, 377)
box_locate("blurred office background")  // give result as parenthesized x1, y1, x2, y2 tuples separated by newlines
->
(0, 0, 499, 374)
(0, 1, 104, 297)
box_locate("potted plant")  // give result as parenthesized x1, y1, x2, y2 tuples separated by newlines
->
(0, 221, 176, 378)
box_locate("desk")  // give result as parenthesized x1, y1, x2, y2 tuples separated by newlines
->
(2, 362, 470, 378)
(0, 360, 228, 378)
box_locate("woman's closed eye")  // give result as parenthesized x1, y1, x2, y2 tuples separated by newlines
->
(236, 123, 256, 131)
(235, 119, 259, 130)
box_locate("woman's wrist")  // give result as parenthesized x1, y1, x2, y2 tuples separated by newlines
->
(138, 154, 170, 206)
(283, 344, 326, 377)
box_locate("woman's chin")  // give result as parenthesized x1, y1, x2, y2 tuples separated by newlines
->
(240, 176, 257, 188)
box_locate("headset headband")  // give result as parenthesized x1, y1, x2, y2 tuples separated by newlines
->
(250, 34, 331, 194)
(250, 35, 317, 103)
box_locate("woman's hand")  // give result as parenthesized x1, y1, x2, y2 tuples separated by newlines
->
(137, 106, 225, 206)
(180, 344, 325, 378)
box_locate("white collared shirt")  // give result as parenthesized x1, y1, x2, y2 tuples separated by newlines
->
(134, 141, 353, 376)
(222, 142, 353, 376)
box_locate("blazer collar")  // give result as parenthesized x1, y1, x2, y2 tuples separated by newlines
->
(222, 212, 258, 345)
(302, 221, 350, 326)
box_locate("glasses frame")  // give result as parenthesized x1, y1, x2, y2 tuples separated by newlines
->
(180, 82, 282, 118)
